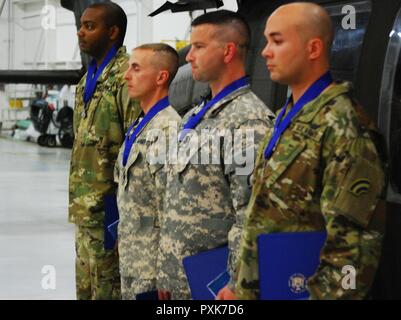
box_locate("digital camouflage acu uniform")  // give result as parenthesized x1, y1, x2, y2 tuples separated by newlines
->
(114, 105, 181, 300)
(69, 46, 141, 300)
(235, 82, 386, 300)
(157, 85, 275, 299)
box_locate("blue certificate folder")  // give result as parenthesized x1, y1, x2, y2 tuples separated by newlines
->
(183, 246, 229, 300)
(103, 194, 119, 250)
(258, 231, 327, 300)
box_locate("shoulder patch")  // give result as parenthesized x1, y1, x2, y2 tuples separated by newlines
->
(349, 178, 371, 197)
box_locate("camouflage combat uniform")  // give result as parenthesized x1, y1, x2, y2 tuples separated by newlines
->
(69, 46, 141, 300)
(235, 82, 386, 300)
(114, 105, 181, 300)
(157, 85, 275, 299)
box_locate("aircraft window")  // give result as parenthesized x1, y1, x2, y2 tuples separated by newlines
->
(324, 1, 372, 83)
(379, 6, 401, 197)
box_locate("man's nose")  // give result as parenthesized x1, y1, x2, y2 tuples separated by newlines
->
(123, 69, 130, 80)
(77, 27, 84, 38)
(261, 44, 272, 60)
(186, 47, 194, 63)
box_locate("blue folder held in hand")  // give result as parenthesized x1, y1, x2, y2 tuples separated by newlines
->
(258, 231, 327, 300)
(183, 246, 229, 300)
(103, 194, 119, 250)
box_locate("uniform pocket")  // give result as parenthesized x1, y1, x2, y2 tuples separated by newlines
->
(265, 139, 306, 188)
(176, 134, 210, 173)
(263, 137, 323, 223)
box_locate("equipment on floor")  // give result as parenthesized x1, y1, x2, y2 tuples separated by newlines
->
(30, 99, 74, 148)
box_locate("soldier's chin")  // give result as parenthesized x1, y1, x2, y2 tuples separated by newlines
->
(79, 44, 90, 55)
(128, 92, 139, 99)
(269, 73, 286, 85)
(192, 73, 207, 83)
(269, 72, 279, 82)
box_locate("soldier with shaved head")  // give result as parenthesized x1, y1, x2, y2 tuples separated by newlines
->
(218, 2, 386, 300)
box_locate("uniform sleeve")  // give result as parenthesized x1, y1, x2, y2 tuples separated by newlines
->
(232, 133, 271, 299)
(149, 127, 170, 229)
(224, 118, 270, 288)
(114, 146, 123, 184)
(308, 123, 385, 299)
(73, 77, 85, 136)
(116, 82, 142, 133)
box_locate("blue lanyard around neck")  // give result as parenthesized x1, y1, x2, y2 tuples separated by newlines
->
(179, 76, 249, 141)
(83, 46, 118, 104)
(122, 96, 170, 166)
(263, 71, 333, 159)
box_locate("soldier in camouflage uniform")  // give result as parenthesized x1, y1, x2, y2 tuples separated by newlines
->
(69, 2, 141, 300)
(157, 10, 275, 299)
(228, 3, 386, 300)
(114, 43, 181, 300)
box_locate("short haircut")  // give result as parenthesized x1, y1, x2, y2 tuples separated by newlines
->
(191, 10, 251, 60)
(89, 1, 127, 47)
(277, 2, 334, 58)
(135, 43, 179, 85)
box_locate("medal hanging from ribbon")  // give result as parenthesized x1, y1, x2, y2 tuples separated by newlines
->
(179, 76, 250, 141)
(83, 46, 118, 105)
(264, 71, 333, 159)
(122, 96, 170, 166)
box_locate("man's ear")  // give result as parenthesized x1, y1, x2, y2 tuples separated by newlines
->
(223, 42, 237, 64)
(109, 25, 119, 42)
(308, 38, 324, 60)
(157, 70, 170, 86)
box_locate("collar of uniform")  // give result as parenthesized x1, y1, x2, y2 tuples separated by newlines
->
(286, 81, 352, 124)
(205, 84, 250, 118)
(96, 45, 127, 84)
(135, 105, 171, 140)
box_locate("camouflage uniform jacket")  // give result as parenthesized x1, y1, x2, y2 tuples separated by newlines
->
(114, 105, 181, 280)
(235, 82, 386, 300)
(69, 46, 141, 227)
(157, 85, 275, 299)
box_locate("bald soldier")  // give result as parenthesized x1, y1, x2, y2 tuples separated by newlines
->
(219, 3, 386, 300)
(157, 10, 274, 299)
(114, 43, 181, 299)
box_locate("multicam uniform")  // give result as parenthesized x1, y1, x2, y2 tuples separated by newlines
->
(235, 82, 386, 300)
(157, 85, 275, 299)
(114, 105, 180, 300)
(69, 46, 141, 300)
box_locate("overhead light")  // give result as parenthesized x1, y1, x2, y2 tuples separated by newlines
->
(390, 30, 395, 37)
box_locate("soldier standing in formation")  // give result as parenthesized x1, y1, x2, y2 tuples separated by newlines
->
(69, 2, 141, 299)
(114, 43, 181, 300)
(157, 10, 275, 299)
(219, 2, 386, 300)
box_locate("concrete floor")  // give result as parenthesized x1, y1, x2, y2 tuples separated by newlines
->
(0, 137, 75, 299)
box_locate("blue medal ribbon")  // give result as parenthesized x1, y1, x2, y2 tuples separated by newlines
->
(122, 96, 170, 166)
(179, 76, 249, 141)
(264, 71, 333, 159)
(83, 46, 118, 104)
